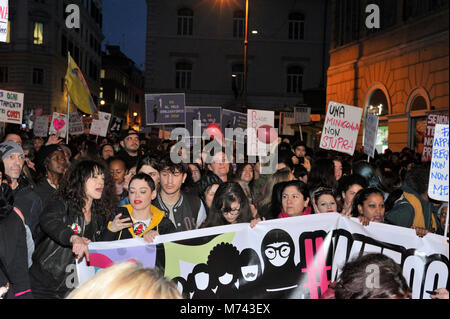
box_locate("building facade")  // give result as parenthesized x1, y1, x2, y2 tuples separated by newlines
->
(145, 0, 330, 116)
(0, 0, 103, 119)
(327, 0, 449, 153)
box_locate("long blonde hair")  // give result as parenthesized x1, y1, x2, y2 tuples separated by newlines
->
(259, 168, 293, 207)
(66, 261, 183, 299)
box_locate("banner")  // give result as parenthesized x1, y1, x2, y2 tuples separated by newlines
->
(76, 214, 448, 299)
(294, 106, 311, 124)
(221, 109, 247, 143)
(33, 116, 49, 137)
(428, 124, 449, 202)
(0, 0, 8, 43)
(69, 112, 84, 136)
(422, 113, 449, 162)
(145, 93, 185, 125)
(320, 101, 362, 156)
(363, 113, 379, 158)
(89, 111, 111, 137)
(0, 89, 24, 124)
(247, 109, 275, 156)
(185, 106, 222, 138)
(49, 112, 68, 138)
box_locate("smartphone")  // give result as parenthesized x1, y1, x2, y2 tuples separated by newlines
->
(426, 290, 437, 295)
(298, 156, 304, 164)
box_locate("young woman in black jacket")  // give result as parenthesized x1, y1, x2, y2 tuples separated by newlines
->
(29, 159, 116, 299)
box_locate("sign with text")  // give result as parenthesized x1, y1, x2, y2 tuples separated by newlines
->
(89, 111, 111, 137)
(422, 113, 449, 162)
(428, 124, 449, 202)
(294, 106, 311, 123)
(0, 0, 8, 43)
(247, 109, 275, 156)
(363, 113, 379, 158)
(221, 109, 247, 143)
(145, 93, 185, 125)
(49, 112, 68, 138)
(320, 101, 362, 156)
(77, 214, 449, 299)
(185, 106, 222, 138)
(109, 116, 124, 132)
(0, 89, 24, 124)
(280, 112, 295, 136)
(69, 112, 84, 136)
(32, 116, 49, 137)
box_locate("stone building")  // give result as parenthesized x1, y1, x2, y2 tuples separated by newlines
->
(326, 0, 449, 153)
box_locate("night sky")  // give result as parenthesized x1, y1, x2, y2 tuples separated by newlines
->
(102, 0, 147, 70)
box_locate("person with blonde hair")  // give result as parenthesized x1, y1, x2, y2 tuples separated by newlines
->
(66, 261, 182, 299)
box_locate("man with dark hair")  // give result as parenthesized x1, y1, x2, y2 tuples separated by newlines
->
(116, 129, 141, 169)
(385, 164, 441, 235)
(153, 157, 206, 232)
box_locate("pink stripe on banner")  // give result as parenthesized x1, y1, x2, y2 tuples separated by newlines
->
(88, 253, 114, 269)
(15, 289, 31, 297)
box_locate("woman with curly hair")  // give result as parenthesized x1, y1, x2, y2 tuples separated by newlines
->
(29, 159, 117, 299)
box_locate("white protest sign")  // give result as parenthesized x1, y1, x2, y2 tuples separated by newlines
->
(363, 113, 379, 158)
(280, 112, 295, 136)
(247, 109, 275, 156)
(294, 106, 311, 123)
(428, 124, 449, 202)
(320, 101, 362, 156)
(69, 112, 84, 136)
(89, 111, 111, 137)
(33, 116, 49, 137)
(0, 0, 8, 43)
(49, 112, 68, 138)
(0, 89, 24, 124)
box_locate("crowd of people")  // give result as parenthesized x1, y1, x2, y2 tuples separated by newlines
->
(0, 124, 448, 299)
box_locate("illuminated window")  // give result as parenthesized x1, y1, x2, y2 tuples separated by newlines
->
(367, 89, 388, 116)
(33, 22, 44, 45)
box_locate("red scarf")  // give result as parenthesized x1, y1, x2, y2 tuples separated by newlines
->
(278, 206, 312, 218)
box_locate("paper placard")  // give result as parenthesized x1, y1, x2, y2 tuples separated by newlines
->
(247, 109, 275, 156)
(0, 0, 8, 43)
(428, 124, 449, 202)
(69, 112, 84, 136)
(294, 106, 311, 123)
(0, 89, 24, 124)
(89, 111, 111, 137)
(363, 113, 379, 158)
(33, 116, 49, 137)
(49, 112, 68, 138)
(421, 113, 449, 162)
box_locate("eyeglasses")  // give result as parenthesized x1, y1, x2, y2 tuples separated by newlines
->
(264, 244, 291, 260)
(221, 207, 240, 216)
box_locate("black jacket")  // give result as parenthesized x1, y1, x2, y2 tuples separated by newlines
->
(30, 197, 107, 298)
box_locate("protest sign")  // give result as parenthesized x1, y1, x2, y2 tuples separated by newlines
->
(81, 117, 92, 134)
(0, 0, 8, 43)
(422, 113, 449, 162)
(49, 112, 68, 138)
(221, 109, 247, 143)
(69, 112, 84, 136)
(185, 106, 222, 138)
(77, 213, 449, 299)
(247, 109, 275, 156)
(89, 111, 111, 137)
(109, 116, 124, 132)
(294, 106, 311, 124)
(0, 89, 24, 124)
(145, 93, 185, 125)
(280, 112, 295, 136)
(428, 124, 449, 202)
(32, 116, 49, 137)
(363, 113, 379, 158)
(320, 101, 362, 156)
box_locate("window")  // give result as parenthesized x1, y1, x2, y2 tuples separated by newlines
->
(0, 67, 8, 83)
(288, 12, 305, 40)
(33, 68, 44, 85)
(33, 22, 44, 45)
(177, 8, 193, 36)
(231, 64, 244, 97)
(286, 66, 303, 93)
(233, 10, 245, 38)
(367, 89, 388, 116)
(175, 62, 192, 90)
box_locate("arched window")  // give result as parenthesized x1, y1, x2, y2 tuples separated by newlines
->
(286, 66, 303, 93)
(233, 10, 245, 38)
(366, 89, 389, 116)
(175, 62, 192, 90)
(177, 8, 193, 36)
(288, 12, 305, 40)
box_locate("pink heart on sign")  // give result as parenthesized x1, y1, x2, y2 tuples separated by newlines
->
(53, 118, 66, 131)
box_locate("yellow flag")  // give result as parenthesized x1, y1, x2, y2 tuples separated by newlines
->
(64, 53, 98, 115)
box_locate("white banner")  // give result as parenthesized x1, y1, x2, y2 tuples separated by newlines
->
(76, 214, 448, 299)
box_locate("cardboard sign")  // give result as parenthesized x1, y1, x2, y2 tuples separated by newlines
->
(0, 89, 24, 124)
(294, 106, 311, 123)
(363, 113, 379, 158)
(185, 106, 222, 138)
(247, 109, 275, 156)
(33, 116, 49, 137)
(422, 113, 449, 162)
(0, 0, 8, 43)
(89, 111, 111, 137)
(69, 112, 84, 136)
(428, 124, 449, 202)
(320, 101, 362, 156)
(280, 112, 295, 136)
(145, 93, 185, 125)
(49, 112, 68, 138)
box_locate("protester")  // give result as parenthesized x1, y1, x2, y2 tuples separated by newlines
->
(437, 203, 448, 236)
(293, 164, 308, 184)
(117, 129, 141, 170)
(108, 157, 128, 202)
(197, 170, 223, 214)
(333, 156, 344, 181)
(66, 261, 182, 299)
(100, 143, 115, 161)
(101, 173, 175, 242)
(0, 182, 32, 299)
(307, 158, 337, 199)
(351, 187, 385, 224)
(257, 167, 294, 212)
(278, 180, 310, 218)
(337, 174, 368, 217)
(312, 187, 339, 214)
(188, 163, 202, 183)
(206, 150, 231, 183)
(29, 159, 116, 299)
(136, 155, 161, 191)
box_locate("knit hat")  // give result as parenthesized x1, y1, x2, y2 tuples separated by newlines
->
(0, 141, 24, 160)
(35, 144, 64, 168)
